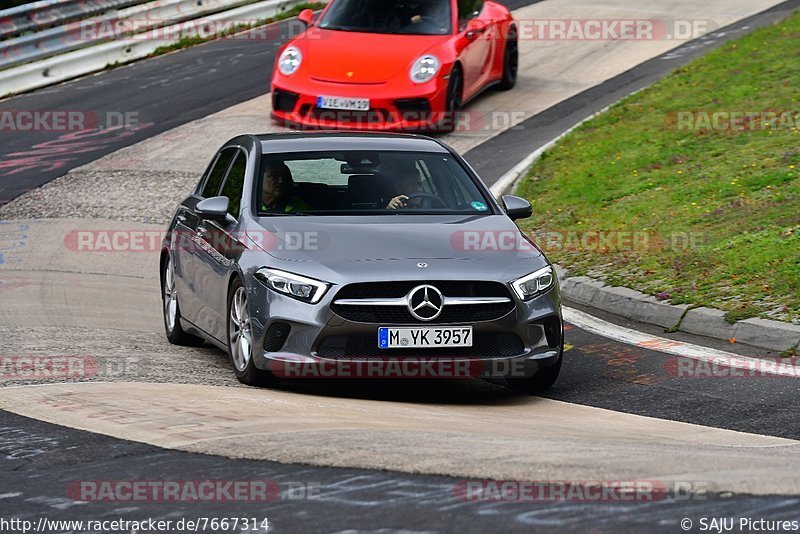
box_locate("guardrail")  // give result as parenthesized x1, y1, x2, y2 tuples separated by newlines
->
(0, 0, 147, 40)
(0, 0, 312, 99)
(0, 0, 255, 70)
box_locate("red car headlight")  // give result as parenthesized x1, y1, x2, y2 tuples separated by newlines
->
(409, 55, 440, 84)
(278, 47, 303, 76)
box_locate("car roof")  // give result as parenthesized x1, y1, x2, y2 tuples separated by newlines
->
(254, 131, 450, 154)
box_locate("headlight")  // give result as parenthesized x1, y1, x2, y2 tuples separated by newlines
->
(511, 265, 554, 301)
(278, 46, 302, 76)
(255, 268, 329, 303)
(409, 55, 440, 84)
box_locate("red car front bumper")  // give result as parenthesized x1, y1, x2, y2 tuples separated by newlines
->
(270, 75, 451, 132)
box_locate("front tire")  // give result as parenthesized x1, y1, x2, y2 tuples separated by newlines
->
(497, 25, 518, 90)
(438, 67, 463, 132)
(227, 278, 278, 387)
(507, 349, 563, 394)
(161, 254, 204, 346)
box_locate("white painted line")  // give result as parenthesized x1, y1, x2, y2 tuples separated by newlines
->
(563, 306, 799, 379)
(0, 381, 113, 390)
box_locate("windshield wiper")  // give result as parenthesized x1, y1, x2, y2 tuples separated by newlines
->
(319, 24, 415, 35)
(318, 25, 364, 32)
(258, 212, 313, 217)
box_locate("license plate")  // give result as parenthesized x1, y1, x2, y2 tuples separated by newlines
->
(317, 96, 370, 111)
(378, 327, 473, 349)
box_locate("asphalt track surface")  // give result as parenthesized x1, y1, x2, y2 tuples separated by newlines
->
(1, 0, 800, 531)
(2, 410, 799, 534)
(0, 0, 796, 434)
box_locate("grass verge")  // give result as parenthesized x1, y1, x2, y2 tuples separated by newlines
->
(515, 12, 800, 324)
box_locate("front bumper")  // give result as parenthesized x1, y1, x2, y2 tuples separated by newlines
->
(248, 279, 563, 380)
(270, 75, 450, 131)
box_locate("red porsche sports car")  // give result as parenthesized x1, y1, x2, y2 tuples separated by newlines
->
(270, 0, 517, 131)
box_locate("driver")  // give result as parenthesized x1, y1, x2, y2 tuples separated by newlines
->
(410, 0, 450, 29)
(386, 173, 424, 209)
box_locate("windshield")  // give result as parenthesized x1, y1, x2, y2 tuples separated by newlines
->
(319, 0, 452, 35)
(256, 150, 493, 216)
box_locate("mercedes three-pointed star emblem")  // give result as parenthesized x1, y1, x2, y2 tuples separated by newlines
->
(407, 285, 444, 321)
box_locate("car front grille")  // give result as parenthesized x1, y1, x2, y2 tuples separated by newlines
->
(316, 333, 525, 359)
(330, 281, 516, 324)
(331, 304, 514, 324)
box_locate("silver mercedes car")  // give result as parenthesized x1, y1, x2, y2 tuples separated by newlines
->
(160, 132, 563, 393)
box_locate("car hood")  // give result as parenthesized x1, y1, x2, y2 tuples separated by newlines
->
(249, 215, 542, 264)
(302, 28, 449, 83)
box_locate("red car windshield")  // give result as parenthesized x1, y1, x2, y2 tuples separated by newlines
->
(319, 0, 452, 36)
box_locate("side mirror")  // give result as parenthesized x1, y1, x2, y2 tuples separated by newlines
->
(466, 18, 487, 39)
(501, 195, 532, 221)
(298, 9, 315, 26)
(196, 196, 230, 222)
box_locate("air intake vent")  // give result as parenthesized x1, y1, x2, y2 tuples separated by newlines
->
(263, 322, 291, 352)
(272, 90, 298, 112)
(541, 316, 562, 349)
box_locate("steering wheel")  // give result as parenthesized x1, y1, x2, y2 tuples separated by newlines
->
(408, 18, 446, 34)
(405, 192, 447, 208)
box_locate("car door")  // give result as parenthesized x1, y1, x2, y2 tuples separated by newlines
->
(456, 0, 492, 98)
(192, 148, 248, 343)
(179, 147, 238, 327)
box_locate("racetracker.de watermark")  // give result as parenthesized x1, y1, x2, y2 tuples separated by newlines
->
(497, 18, 714, 40)
(0, 111, 140, 132)
(0, 355, 142, 381)
(63, 229, 325, 253)
(65, 18, 316, 42)
(283, 110, 529, 132)
(0, 355, 97, 380)
(268, 358, 540, 379)
(666, 110, 800, 131)
(664, 356, 800, 379)
(453, 480, 710, 502)
(451, 230, 705, 253)
(67, 480, 320, 502)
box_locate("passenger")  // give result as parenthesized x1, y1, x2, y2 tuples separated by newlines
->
(260, 161, 312, 212)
